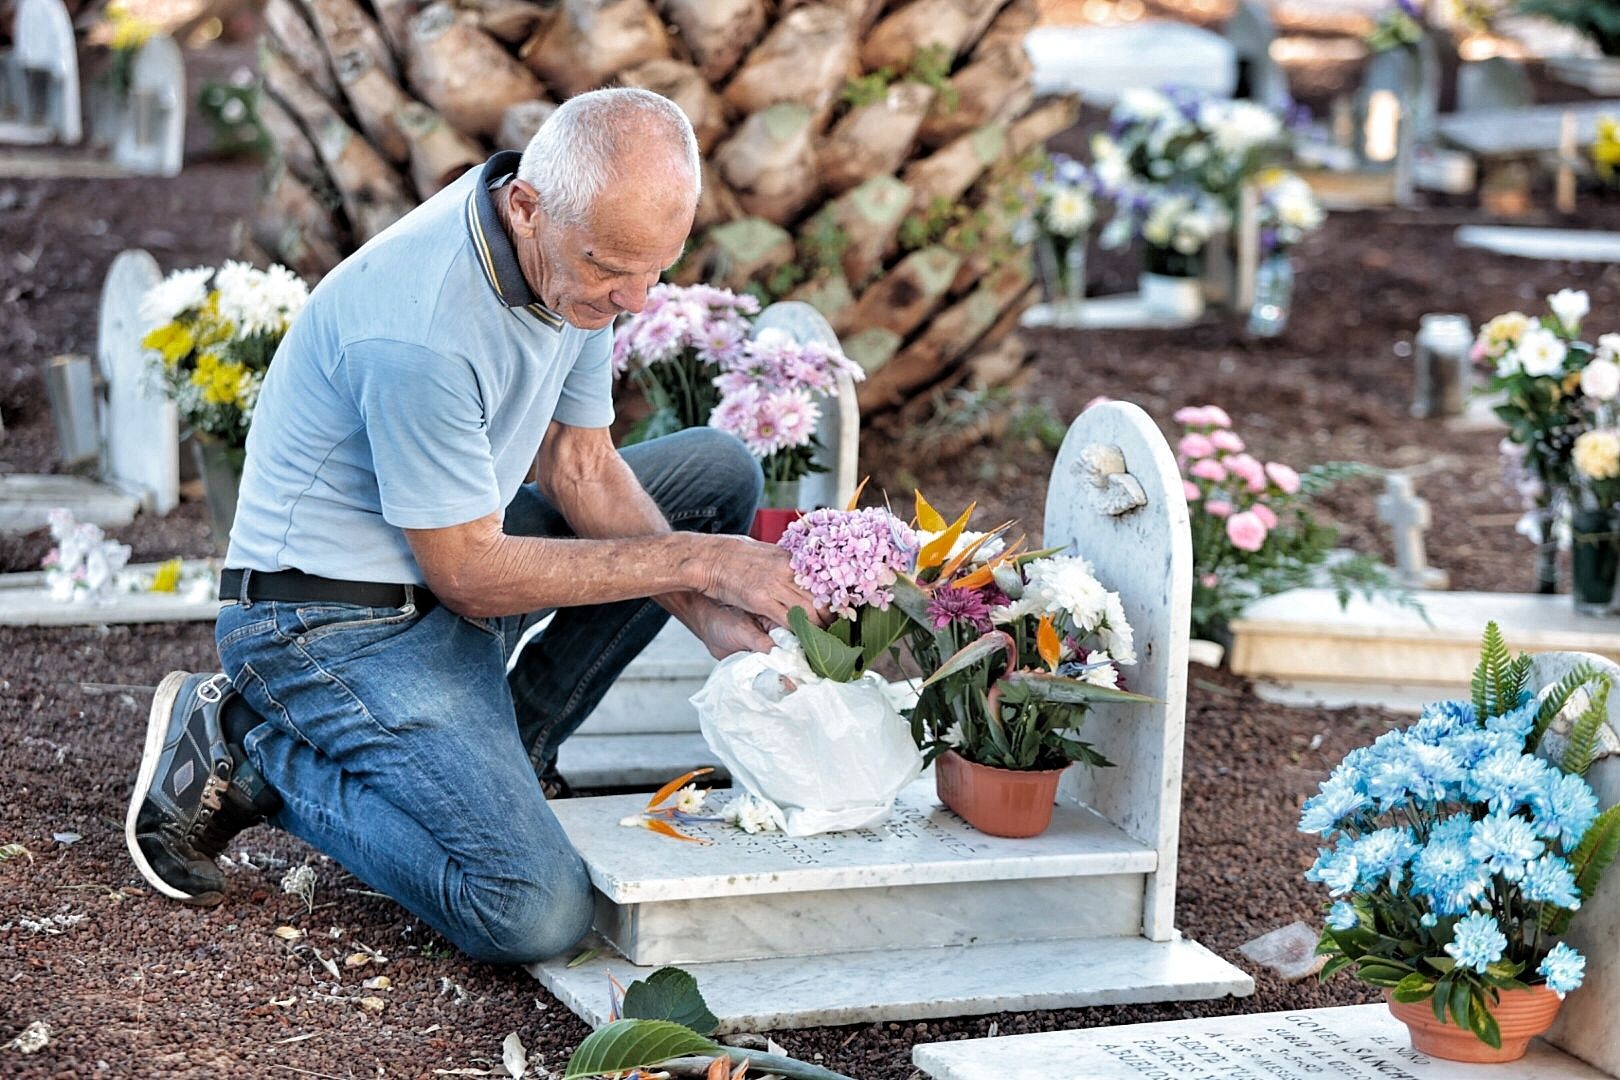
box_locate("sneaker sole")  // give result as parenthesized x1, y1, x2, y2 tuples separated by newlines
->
(124, 671, 222, 906)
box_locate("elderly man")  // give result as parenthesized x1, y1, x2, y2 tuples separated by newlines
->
(124, 89, 819, 964)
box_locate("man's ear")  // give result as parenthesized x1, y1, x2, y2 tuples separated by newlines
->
(506, 179, 544, 238)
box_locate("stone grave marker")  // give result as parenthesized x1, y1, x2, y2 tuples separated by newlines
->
(1456, 225, 1620, 263)
(0, 474, 138, 533)
(1377, 473, 1448, 590)
(1439, 100, 1620, 160)
(1238, 920, 1324, 981)
(912, 1002, 1614, 1079)
(97, 249, 179, 515)
(1027, 21, 1236, 106)
(556, 301, 858, 789)
(532, 400, 1251, 1029)
(2, 0, 80, 145)
(1458, 56, 1533, 114)
(112, 36, 185, 177)
(0, 558, 218, 626)
(1225, 0, 1292, 113)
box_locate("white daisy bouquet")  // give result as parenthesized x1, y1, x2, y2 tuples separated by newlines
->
(140, 261, 308, 450)
(891, 494, 1147, 771)
(1305, 625, 1618, 1052)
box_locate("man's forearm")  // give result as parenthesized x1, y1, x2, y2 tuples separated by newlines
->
(436, 530, 706, 618)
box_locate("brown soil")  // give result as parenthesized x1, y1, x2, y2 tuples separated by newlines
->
(4, 44, 1618, 1080)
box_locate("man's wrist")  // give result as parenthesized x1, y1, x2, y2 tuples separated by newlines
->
(669, 532, 715, 594)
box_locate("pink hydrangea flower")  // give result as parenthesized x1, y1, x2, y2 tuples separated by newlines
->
(1182, 480, 1201, 502)
(1251, 503, 1278, 529)
(1226, 510, 1269, 552)
(1225, 453, 1267, 493)
(779, 507, 917, 618)
(1179, 433, 1215, 459)
(1210, 429, 1245, 453)
(1190, 459, 1227, 483)
(1205, 500, 1233, 518)
(1265, 461, 1301, 494)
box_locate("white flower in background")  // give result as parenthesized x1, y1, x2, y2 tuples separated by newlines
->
(1090, 134, 1129, 189)
(1548, 289, 1590, 334)
(674, 784, 706, 815)
(1582, 357, 1620, 401)
(723, 792, 786, 834)
(1099, 592, 1137, 665)
(1025, 554, 1108, 631)
(1199, 99, 1282, 157)
(41, 509, 131, 605)
(1043, 186, 1095, 237)
(1598, 334, 1620, 364)
(214, 260, 310, 337)
(1116, 88, 1174, 123)
(1574, 430, 1620, 481)
(139, 266, 213, 326)
(1517, 326, 1569, 378)
(989, 592, 1043, 625)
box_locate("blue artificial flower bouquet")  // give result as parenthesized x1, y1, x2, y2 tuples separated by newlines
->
(1302, 623, 1620, 1054)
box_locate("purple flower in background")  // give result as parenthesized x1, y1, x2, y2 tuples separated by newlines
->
(927, 585, 994, 633)
(779, 507, 917, 618)
(1395, 0, 1420, 18)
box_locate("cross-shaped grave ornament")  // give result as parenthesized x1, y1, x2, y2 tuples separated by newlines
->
(1377, 473, 1448, 589)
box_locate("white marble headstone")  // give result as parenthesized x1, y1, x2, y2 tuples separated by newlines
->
(113, 36, 185, 177)
(1530, 651, 1620, 1079)
(750, 300, 858, 512)
(1224, 0, 1292, 114)
(1043, 400, 1192, 941)
(1458, 57, 1533, 114)
(1026, 21, 1236, 106)
(11, 0, 80, 144)
(97, 249, 179, 515)
(912, 1003, 1613, 1079)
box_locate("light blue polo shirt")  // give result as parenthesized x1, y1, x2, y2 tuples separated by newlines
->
(226, 151, 614, 585)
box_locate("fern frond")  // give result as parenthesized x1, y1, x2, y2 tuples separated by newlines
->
(1471, 653, 1491, 721)
(1562, 678, 1612, 777)
(1473, 622, 1510, 718)
(1506, 654, 1533, 711)
(1545, 804, 1620, 936)
(1532, 663, 1601, 753)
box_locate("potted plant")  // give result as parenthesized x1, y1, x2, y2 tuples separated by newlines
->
(892, 495, 1149, 838)
(1478, 290, 1604, 594)
(1247, 168, 1324, 338)
(1175, 404, 1405, 650)
(1304, 623, 1619, 1062)
(140, 261, 309, 553)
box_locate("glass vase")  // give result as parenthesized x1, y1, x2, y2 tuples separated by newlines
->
(1035, 233, 1086, 325)
(1247, 251, 1295, 338)
(1570, 489, 1620, 617)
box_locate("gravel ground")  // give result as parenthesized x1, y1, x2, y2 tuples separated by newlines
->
(4, 41, 1619, 1080)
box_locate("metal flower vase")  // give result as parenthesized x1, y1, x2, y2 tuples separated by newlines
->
(191, 434, 245, 556)
(1571, 486, 1620, 617)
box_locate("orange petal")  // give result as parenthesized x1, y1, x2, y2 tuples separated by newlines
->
(730, 1059, 751, 1080)
(954, 536, 1027, 590)
(914, 490, 947, 532)
(845, 476, 870, 512)
(917, 502, 976, 571)
(939, 520, 1014, 582)
(642, 818, 711, 844)
(707, 1054, 733, 1080)
(1037, 614, 1062, 672)
(646, 767, 715, 810)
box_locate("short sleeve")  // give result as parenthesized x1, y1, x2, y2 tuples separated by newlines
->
(553, 325, 616, 428)
(342, 338, 502, 530)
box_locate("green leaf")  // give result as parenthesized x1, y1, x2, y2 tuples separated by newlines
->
(1562, 677, 1611, 776)
(563, 1020, 718, 1079)
(1532, 663, 1600, 752)
(619, 967, 720, 1036)
(1320, 954, 1356, 980)
(1356, 962, 1413, 987)
(995, 671, 1156, 706)
(1449, 977, 1472, 1031)
(1392, 972, 1436, 1003)
(790, 606, 862, 683)
(920, 631, 1014, 689)
(888, 574, 935, 627)
(1424, 956, 1457, 975)
(859, 602, 910, 668)
(1469, 989, 1502, 1049)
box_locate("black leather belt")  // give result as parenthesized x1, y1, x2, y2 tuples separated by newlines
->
(218, 568, 438, 613)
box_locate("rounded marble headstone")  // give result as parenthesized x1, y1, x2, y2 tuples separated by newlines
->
(750, 300, 858, 512)
(97, 249, 179, 515)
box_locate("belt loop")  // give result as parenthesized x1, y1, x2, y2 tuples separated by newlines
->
(238, 568, 253, 609)
(402, 583, 416, 615)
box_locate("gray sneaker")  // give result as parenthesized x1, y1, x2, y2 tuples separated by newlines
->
(125, 672, 279, 906)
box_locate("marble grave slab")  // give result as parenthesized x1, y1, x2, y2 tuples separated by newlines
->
(912, 1004, 1614, 1079)
(0, 559, 218, 626)
(0, 474, 140, 533)
(1438, 101, 1620, 159)
(1456, 226, 1620, 263)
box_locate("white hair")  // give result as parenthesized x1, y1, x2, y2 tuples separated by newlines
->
(517, 88, 701, 226)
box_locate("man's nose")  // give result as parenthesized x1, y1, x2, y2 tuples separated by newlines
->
(609, 274, 656, 315)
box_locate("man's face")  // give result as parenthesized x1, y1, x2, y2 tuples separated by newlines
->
(506, 176, 694, 331)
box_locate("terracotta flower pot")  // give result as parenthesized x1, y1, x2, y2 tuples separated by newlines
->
(750, 507, 803, 544)
(934, 749, 1066, 838)
(1386, 985, 1564, 1063)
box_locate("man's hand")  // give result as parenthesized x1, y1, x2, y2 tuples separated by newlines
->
(685, 534, 827, 631)
(684, 601, 777, 659)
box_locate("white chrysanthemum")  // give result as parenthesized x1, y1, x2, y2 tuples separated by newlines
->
(1548, 288, 1589, 333)
(1044, 187, 1094, 237)
(1082, 662, 1121, 689)
(1099, 592, 1136, 665)
(139, 266, 213, 326)
(1199, 99, 1282, 156)
(1598, 333, 1620, 364)
(723, 793, 785, 834)
(1517, 326, 1569, 378)
(1090, 134, 1129, 189)
(1116, 88, 1174, 122)
(1025, 554, 1108, 631)
(215, 260, 309, 337)
(1581, 357, 1620, 401)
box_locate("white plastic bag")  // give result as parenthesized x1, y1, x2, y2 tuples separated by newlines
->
(691, 629, 922, 837)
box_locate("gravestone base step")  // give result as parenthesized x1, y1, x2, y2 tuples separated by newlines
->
(911, 1002, 1610, 1079)
(1251, 678, 1456, 714)
(531, 933, 1252, 1033)
(557, 733, 723, 789)
(1021, 296, 1200, 331)
(0, 474, 140, 532)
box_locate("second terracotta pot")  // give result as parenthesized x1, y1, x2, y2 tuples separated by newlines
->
(750, 507, 804, 545)
(935, 749, 1066, 838)
(1386, 985, 1563, 1063)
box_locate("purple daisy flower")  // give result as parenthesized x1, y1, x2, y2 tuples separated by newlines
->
(927, 585, 994, 633)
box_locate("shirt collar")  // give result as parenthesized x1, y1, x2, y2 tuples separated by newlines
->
(466, 151, 565, 330)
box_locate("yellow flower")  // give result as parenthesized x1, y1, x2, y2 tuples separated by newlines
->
(1574, 430, 1620, 481)
(1482, 311, 1529, 346)
(105, 2, 156, 51)
(142, 321, 195, 368)
(149, 557, 183, 593)
(1594, 116, 1620, 183)
(191, 352, 248, 405)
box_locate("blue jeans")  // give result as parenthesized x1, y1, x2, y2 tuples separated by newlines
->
(215, 429, 761, 964)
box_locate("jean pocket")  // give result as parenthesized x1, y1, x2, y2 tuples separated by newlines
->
(292, 602, 421, 648)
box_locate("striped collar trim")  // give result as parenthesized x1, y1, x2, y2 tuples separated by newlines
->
(466, 152, 565, 330)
